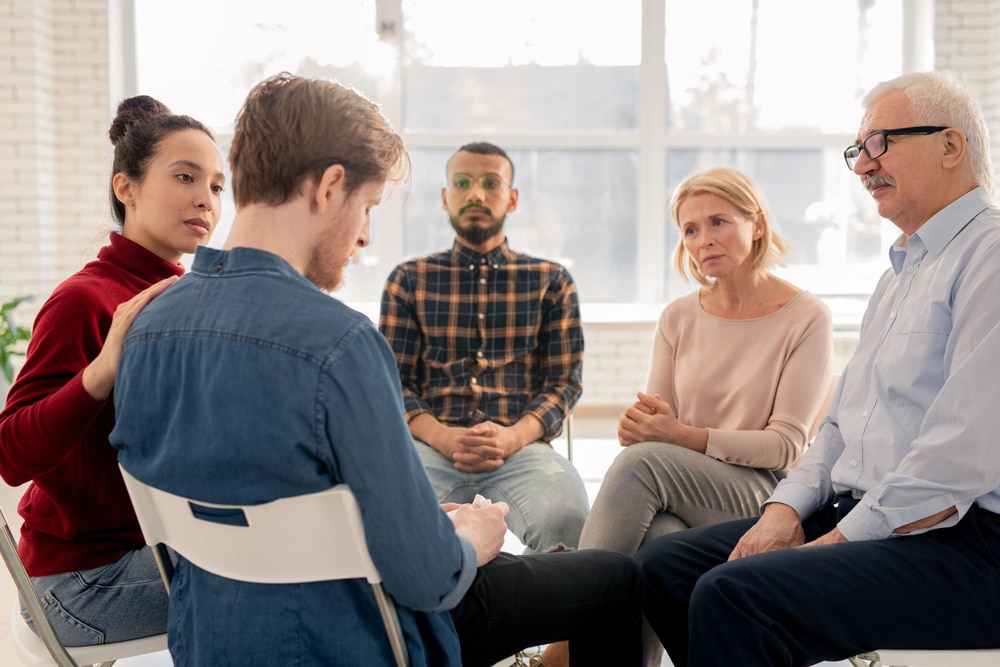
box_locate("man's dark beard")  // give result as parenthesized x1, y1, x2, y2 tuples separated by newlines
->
(451, 209, 505, 246)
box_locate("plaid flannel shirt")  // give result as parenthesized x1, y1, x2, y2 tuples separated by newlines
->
(378, 240, 584, 441)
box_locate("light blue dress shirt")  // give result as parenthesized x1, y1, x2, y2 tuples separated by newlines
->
(769, 187, 1000, 541)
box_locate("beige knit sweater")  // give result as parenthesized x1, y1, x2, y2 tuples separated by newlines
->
(644, 289, 833, 471)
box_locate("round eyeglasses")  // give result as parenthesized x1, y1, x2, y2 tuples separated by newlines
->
(843, 126, 948, 170)
(447, 173, 512, 192)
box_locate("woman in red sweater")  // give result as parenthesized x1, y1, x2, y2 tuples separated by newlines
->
(0, 95, 224, 645)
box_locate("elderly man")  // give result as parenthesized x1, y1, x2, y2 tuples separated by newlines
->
(636, 70, 1000, 666)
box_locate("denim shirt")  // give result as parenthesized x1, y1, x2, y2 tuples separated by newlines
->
(111, 246, 476, 666)
(770, 188, 1000, 541)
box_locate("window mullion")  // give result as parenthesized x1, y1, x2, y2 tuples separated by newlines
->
(638, 0, 667, 305)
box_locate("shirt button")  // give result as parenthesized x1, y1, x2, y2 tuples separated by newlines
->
(862, 410, 869, 417)
(493, 264, 499, 269)
(214, 264, 223, 272)
(850, 459, 858, 467)
(480, 278, 486, 285)
(468, 264, 475, 270)
(478, 313, 485, 319)
(889, 311, 896, 319)
(471, 378, 478, 384)
(907, 266, 914, 273)
(477, 351, 484, 358)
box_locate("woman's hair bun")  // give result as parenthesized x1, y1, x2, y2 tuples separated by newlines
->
(108, 95, 172, 145)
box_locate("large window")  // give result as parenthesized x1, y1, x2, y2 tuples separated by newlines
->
(131, 0, 913, 307)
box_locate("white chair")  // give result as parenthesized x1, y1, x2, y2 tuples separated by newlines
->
(0, 501, 167, 667)
(118, 465, 408, 667)
(849, 648, 1000, 667)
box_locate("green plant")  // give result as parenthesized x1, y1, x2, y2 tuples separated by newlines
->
(1, 296, 33, 384)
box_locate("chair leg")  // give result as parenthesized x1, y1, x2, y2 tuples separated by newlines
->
(372, 584, 408, 667)
(151, 543, 174, 595)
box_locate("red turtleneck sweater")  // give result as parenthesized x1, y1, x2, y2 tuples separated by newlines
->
(0, 233, 183, 576)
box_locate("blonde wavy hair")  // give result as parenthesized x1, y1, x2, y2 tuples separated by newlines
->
(671, 167, 788, 286)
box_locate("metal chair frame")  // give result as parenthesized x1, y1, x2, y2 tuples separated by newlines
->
(0, 500, 166, 667)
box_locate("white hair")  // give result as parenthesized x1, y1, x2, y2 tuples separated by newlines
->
(863, 71, 993, 196)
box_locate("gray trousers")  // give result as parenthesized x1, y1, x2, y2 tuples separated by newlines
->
(579, 441, 784, 666)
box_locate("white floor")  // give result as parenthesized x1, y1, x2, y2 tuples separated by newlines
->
(0, 434, 851, 667)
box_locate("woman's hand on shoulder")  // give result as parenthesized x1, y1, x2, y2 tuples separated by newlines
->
(81, 276, 178, 401)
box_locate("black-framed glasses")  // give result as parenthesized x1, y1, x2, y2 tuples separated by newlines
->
(447, 173, 512, 192)
(843, 126, 948, 170)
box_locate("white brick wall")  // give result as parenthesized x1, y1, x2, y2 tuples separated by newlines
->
(579, 321, 656, 408)
(0, 0, 110, 328)
(936, 0, 1000, 191)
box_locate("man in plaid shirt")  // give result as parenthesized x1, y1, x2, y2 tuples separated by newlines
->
(379, 142, 589, 552)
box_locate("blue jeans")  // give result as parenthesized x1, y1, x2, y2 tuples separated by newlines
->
(23, 546, 169, 646)
(415, 441, 590, 552)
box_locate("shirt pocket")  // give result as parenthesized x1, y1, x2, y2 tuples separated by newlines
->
(888, 311, 950, 406)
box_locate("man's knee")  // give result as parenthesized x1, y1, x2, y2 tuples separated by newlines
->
(584, 549, 641, 598)
(690, 557, 772, 616)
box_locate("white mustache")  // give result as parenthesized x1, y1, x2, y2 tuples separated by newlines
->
(864, 174, 896, 191)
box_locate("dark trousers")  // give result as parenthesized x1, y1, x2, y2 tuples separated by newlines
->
(636, 498, 1000, 667)
(451, 550, 642, 667)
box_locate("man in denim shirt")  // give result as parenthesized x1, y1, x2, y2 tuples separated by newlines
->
(111, 74, 640, 667)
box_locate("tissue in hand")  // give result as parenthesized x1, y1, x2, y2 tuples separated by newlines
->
(447, 494, 491, 517)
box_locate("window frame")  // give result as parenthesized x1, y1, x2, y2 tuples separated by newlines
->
(119, 0, 935, 313)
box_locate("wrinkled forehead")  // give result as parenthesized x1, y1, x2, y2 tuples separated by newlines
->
(857, 89, 913, 140)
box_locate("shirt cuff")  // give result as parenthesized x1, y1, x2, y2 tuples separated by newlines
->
(430, 535, 479, 612)
(764, 480, 820, 518)
(836, 502, 894, 541)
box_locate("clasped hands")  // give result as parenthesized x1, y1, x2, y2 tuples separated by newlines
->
(439, 421, 524, 473)
(617, 391, 684, 447)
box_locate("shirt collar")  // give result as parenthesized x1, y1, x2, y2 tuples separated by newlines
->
(887, 186, 991, 273)
(450, 239, 512, 267)
(190, 245, 312, 286)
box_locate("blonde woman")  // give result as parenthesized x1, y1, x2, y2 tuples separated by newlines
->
(572, 167, 833, 667)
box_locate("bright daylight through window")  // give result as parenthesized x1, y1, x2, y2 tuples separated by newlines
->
(133, 0, 904, 310)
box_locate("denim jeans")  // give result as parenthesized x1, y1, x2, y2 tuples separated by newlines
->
(23, 546, 168, 646)
(415, 441, 590, 552)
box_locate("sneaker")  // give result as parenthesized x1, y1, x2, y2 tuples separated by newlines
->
(511, 650, 546, 666)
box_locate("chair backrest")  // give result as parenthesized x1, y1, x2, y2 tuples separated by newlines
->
(0, 496, 167, 667)
(118, 465, 407, 666)
(119, 465, 381, 585)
